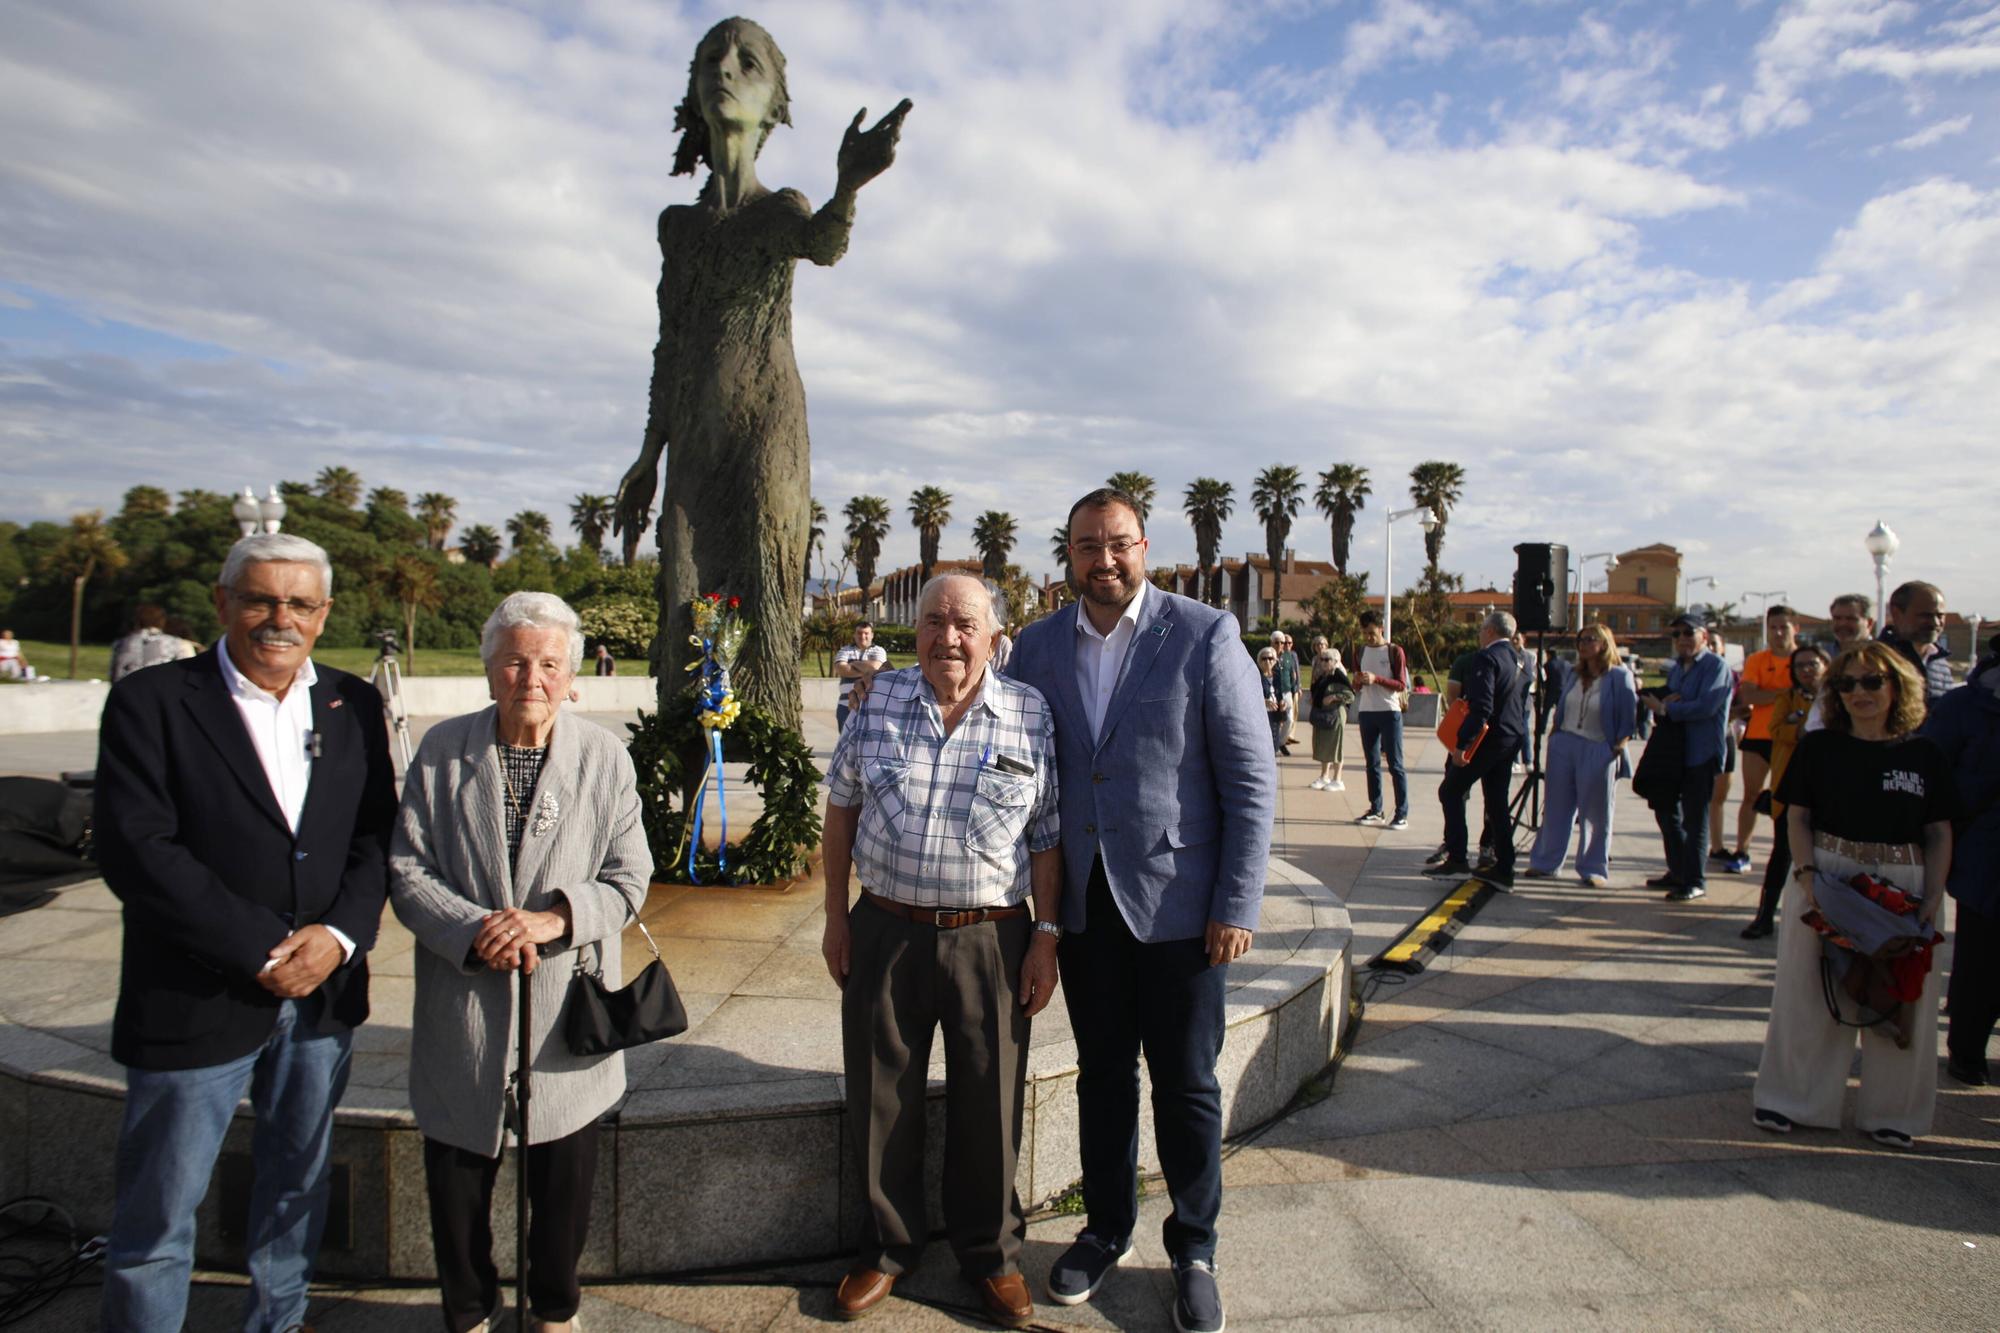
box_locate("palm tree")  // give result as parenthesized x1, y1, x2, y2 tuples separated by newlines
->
(415, 492, 457, 551)
(1050, 525, 1072, 578)
(366, 486, 409, 515)
(1313, 464, 1371, 573)
(844, 495, 892, 599)
(459, 524, 503, 567)
(808, 497, 828, 577)
(1250, 465, 1305, 624)
(971, 510, 1018, 580)
(570, 494, 614, 557)
(40, 512, 127, 678)
(907, 485, 953, 587)
(120, 485, 172, 518)
(314, 466, 363, 508)
(506, 510, 553, 554)
(1105, 471, 1158, 527)
(1408, 460, 1467, 571)
(1182, 477, 1234, 607)
(383, 553, 444, 671)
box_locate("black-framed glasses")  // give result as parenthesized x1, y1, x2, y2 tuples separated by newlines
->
(230, 592, 328, 618)
(1670, 628, 1697, 638)
(1069, 537, 1142, 559)
(1831, 673, 1889, 693)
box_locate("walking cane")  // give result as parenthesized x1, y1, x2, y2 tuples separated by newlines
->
(509, 960, 533, 1326)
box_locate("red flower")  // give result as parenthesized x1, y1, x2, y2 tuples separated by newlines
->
(707, 592, 721, 602)
(728, 595, 741, 610)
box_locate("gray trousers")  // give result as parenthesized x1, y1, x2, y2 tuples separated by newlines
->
(841, 900, 1030, 1278)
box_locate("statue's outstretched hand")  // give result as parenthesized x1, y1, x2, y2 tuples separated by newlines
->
(836, 99, 912, 194)
(614, 452, 659, 550)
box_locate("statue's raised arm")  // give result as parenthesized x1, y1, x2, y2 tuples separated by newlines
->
(617, 16, 911, 728)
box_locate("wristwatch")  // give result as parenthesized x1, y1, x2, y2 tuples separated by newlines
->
(1033, 920, 1064, 941)
(1791, 863, 1818, 881)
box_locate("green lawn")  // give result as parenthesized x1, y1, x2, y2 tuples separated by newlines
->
(5, 639, 919, 681)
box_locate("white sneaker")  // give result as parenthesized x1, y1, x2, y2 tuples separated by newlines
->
(1358, 812, 1386, 826)
(1308, 777, 1328, 790)
(1326, 780, 1345, 791)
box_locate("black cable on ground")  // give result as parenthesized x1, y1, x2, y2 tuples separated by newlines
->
(0, 1196, 105, 1327)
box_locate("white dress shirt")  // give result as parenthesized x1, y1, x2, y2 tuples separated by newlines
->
(1075, 579, 1148, 740)
(216, 639, 354, 963)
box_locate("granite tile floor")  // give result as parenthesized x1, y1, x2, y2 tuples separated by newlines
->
(17, 722, 2000, 1328)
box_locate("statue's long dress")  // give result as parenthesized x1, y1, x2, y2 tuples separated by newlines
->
(646, 186, 849, 731)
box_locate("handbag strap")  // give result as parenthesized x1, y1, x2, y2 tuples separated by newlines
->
(572, 898, 665, 977)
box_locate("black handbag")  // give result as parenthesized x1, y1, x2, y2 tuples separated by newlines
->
(562, 916, 688, 1055)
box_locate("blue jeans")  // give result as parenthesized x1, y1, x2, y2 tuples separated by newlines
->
(1529, 731, 1618, 880)
(836, 702, 852, 731)
(1059, 862, 1227, 1263)
(1653, 759, 1720, 889)
(102, 997, 352, 1333)
(1357, 710, 1408, 819)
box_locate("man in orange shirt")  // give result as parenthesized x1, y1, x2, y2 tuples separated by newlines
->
(1726, 604, 1797, 872)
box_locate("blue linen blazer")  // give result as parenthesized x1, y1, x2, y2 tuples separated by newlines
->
(1548, 664, 1639, 748)
(1005, 589, 1276, 942)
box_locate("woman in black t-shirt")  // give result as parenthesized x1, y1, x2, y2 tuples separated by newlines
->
(1753, 643, 1957, 1148)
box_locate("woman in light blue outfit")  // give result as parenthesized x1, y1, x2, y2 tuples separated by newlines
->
(1526, 624, 1638, 886)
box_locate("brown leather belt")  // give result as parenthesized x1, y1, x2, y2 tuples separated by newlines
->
(861, 890, 1027, 929)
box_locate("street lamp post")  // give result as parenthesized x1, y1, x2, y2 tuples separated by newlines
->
(1578, 551, 1615, 629)
(1865, 520, 1898, 629)
(1744, 589, 1788, 648)
(231, 485, 287, 537)
(1383, 505, 1440, 645)
(1683, 573, 1717, 617)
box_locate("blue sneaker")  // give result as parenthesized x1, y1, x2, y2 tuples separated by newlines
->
(1046, 1231, 1130, 1306)
(1171, 1258, 1225, 1333)
(1724, 851, 1753, 875)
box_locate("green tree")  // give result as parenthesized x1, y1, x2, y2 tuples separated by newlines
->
(315, 466, 364, 508)
(459, 524, 503, 567)
(1105, 471, 1157, 526)
(807, 497, 828, 577)
(907, 485, 953, 587)
(1314, 464, 1371, 574)
(1302, 571, 1371, 649)
(1408, 460, 1466, 572)
(570, 493, 614, 557)
(971, 510, 1018, 581)
(415, 492, 457, 551)
(366, 486, 408, 515)
(507, 510, 554, 555)
(41, 512, 127, 678)
(120, 485, 172, 518)
(1182, 477, 1234, 607)
(382, 552, 444, 670)
(844, 495, 892, 598)
(1251, 465, 1305, 624)
(1049, 525, 1071, 579)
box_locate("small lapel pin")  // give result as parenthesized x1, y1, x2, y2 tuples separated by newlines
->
(1151, 624, 1169, 636)
(329, 699, 344, 709)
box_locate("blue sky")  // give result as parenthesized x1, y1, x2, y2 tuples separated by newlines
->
(2, 0, 1996, 617)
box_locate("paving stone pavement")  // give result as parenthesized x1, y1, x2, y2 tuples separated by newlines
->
(19, 723, 2000, 1329)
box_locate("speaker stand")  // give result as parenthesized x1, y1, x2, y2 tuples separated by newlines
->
(1508, 629, 1550, 845)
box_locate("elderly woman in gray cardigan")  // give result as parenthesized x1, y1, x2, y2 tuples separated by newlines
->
(390, 591, 649, 1333)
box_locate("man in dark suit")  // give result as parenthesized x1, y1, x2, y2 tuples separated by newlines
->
(1005, 488, 1275, 1333)
(93, 533, 395, 1333)
(1427, 610, 1532, 889)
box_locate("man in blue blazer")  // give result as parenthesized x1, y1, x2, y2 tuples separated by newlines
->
(1005, 487, 1275, 1333)
(1427, 611, 1532, 887)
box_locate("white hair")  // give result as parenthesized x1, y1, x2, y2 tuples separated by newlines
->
(917, 573, 1001, 632)
(481, 591, 584, 674)
(218, 533, 333, 598)
(1483, 609, 1517, 638)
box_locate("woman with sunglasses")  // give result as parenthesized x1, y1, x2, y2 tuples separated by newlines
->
(1752, 643, 1957, 1149)
(1741, 645, 1830, 939)
(1523, 625, 1637, 887)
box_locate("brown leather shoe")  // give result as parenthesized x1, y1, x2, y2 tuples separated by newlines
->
(835, 1267, 895, 1320)
(976, 1271, 1033, 1327)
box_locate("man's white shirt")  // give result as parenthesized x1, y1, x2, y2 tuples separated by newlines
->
(1074, 579, 1148, 741)
(216, 638, 354, 964)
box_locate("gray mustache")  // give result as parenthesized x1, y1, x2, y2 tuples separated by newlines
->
(251, 627, 306, 647)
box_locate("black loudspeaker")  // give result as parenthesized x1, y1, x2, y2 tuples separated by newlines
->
(1513, 543, 1569, 632)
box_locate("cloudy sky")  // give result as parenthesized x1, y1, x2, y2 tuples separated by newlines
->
(3, 0, 1997, 618)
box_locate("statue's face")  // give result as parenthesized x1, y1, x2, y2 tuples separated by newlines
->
(696, 27, 780, 135)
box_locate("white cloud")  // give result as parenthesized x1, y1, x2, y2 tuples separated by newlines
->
(1741, 0, 1916, 135)
(1885, 113, 1973, 150)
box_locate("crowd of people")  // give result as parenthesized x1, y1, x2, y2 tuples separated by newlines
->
(80, 493, 1992, 1331)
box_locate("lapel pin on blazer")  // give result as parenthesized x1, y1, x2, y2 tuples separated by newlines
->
(328, 698, 344, 709)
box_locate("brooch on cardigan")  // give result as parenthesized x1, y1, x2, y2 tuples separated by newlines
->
(534, 792, 560, 837)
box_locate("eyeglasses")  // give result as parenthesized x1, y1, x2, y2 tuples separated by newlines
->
(1831, 673, 1889, 693)
(1069, 537, 1142, 559)
(230, 592, 328, 618)
(1670, 628, 1697, 638)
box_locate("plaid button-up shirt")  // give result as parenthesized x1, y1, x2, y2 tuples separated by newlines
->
(824, 665, 1060, 908)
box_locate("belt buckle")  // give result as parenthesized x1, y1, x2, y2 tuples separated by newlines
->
(939, 909, 971, 929)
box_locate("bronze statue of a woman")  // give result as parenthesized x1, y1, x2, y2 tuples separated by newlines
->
(615, 17, 910, 730)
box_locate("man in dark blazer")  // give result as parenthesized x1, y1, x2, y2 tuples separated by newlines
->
(1005, 487, 1275, 1333)
(93, 533, 395, 1333)
(1427, 610, 1532, 888)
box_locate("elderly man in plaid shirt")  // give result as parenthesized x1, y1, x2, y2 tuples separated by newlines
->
(820, 573, 1063, 1327)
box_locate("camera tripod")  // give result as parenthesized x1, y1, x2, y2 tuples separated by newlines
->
(367, 633, 414, 772)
